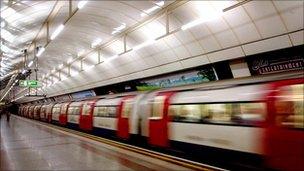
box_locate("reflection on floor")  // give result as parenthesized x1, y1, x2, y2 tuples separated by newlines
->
(1, 116, 190, 170)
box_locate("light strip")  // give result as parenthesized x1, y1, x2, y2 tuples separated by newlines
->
(28, 61, 34, 67)
(133, 39, 156, 50)
(50, 24, 64, 40)
(36, 47, 45, 57)
(91, 38, 102, 48)
(77, 1, 88, 9)
(1, 21, 5, 28)
(181, 13, 222, 31)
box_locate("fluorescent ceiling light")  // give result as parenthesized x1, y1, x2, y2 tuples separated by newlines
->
(50, 24, 64, 40)
(133, 39, 156, 50)
(155, 1, 165, 6)
(1, 7, 16, 18)
(84, 64, 94, 71)
(1, 21, 5, 28)
(36, 47, 45, 57)
(112, 23, 126, 35)
(91, 38, 102, 48)
(1, 29, 15, 42)
(181, 8, 222, 30)
(78, 1, 88, 9)
(58, 64, 64, 69)
(67, 57, 73, 63)
(28, 61, 33, 67)
(144, 6, 160, 14)
(141, 2, 163, 17)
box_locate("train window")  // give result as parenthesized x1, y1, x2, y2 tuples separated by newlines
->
(61, 104, 69, 113)
(108, 107, 117, 117)
(151, 96, 166, 119)
(82, 104, 91, 115)
(68, 107, 81, 115)
(169, 104, 201, 122)
(94, 106, 117, 118)
(205, 104, 233, 123)
(94, 106, 107, 117)
(275, 84, 304, 129)
(52, 107, 61, 115)
(231, 103, 266, 124)
(122, 99, 133, 118)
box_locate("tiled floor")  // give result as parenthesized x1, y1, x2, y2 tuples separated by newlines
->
(1, 116, 190, 170)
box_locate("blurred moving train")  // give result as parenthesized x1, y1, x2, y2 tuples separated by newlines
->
(18, 77, 303, 170)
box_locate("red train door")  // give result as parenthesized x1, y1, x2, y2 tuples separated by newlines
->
(117, 96, 134, 139)
(47, 105, 53, 123)
(59, 103, 70, 126)
(149, 92, 175, 147)
(79, 100, 96, 131)
(265, 79, 304, 171)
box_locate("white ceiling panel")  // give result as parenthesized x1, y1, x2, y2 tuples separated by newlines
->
(242, 35, 292, 56)
(233, 23, 261, 44)
(185, 41, 205, 57)
(208, 47, 244, 63)
(214, 29, 239, 48)
(278, 5, 304, 32)
(180, 55, 210, 69)
(244, 1, 276, 20)
(255, 15, 287, 38)
(223, 7, 251, 27)
(289, 31, 304, 46)
(198, 36, 222, 53)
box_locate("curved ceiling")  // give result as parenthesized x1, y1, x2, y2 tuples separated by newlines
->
(0, 0, 303, 103)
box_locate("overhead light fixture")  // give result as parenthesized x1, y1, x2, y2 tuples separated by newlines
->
(140, 1, 164, 17)
(36, 47, 45, 57)
(22, 70, 27, 74)
(78, 1, 88, 9)
(181, 11, 222, 30)
(91, 38, 102, 48)
(28, 61, 33, 67)
(50, 24, 64, 40)
(84, 64, 95, 71)
(1, 21, 5, 28)
(133, 39, 156, 50)
(155, 1, 165, 6)
(67, 57, 73, 63)
(58, 64, 64, 69)
(111, 23, 126, 35)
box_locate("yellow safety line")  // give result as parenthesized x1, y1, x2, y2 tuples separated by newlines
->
(15, 116, 224, 171)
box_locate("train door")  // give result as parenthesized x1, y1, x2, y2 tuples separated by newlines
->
(79, 100, 96, 131)
(46, 104, 54, 123)
(117, 96, 134, 139)
(266, 79, 304, 171)
(148, 92, 175, 147)
(59, 102, 70, 126)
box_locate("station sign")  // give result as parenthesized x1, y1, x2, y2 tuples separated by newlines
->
(246, 46, 304, 75)
(19, 80, 41, 88)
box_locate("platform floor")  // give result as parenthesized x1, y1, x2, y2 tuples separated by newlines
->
(1, 116, 190, 170)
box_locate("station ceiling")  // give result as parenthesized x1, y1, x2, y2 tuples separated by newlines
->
(0, 0, 303, 102)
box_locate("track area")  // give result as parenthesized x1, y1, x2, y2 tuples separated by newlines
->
(1, 115, 224, 171)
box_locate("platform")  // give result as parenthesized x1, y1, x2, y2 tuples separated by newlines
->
(0, 116, 191, 170)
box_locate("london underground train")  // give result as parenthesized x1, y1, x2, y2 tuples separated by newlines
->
(19, 77, 303, 170)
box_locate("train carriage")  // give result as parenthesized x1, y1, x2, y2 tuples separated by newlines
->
(16, 76, 303, 171)
(33, 105, 42, 120)
(40, 104, 48, 121)
(46, 103, 54, 123)
(28, 106, 35, 119)
(79, 100, 98, 131)
(59, 102, 71, 126)
(51, 103, 62, 124)
(92, 98, 122, 138)
(66, 101, 83, 129)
